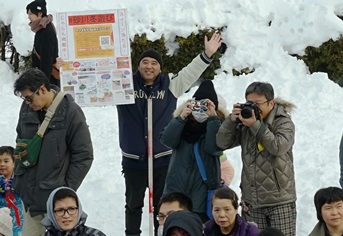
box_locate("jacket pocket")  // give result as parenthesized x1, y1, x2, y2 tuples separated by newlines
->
(272, 167, 281, 191)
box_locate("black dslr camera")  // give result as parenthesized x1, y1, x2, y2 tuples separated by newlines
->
(191, 99, 208, 112)
(239, 101, 260, 120)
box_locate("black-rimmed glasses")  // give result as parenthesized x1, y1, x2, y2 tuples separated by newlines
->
(156, 213, 169, 222)
(20, 87, 40, 103)
(54, 207, 78, 217)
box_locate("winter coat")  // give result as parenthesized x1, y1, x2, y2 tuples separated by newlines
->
(0, 176, 23, 236)
(204, 214, 260, 236)
(32, 22, 59, 86)
(13, 92, 93, 217)
(308, 222, 328, 236)
(216, 98, 296, 208)
(160, 101, 229, 213)
(117, 52, 213, 169)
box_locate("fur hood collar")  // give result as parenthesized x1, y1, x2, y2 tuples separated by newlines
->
(274, 97, 296, 114)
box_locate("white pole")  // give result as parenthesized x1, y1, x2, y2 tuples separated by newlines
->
(147, 97, 154, 236)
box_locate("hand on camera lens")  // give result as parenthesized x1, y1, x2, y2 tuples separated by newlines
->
(240, 109, 257, 127)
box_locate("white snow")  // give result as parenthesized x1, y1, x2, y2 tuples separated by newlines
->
(1, 0, 343, 235)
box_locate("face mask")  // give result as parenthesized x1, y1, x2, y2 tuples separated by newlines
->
(192, 111, 209, 123)
(157, 225, 163, 236)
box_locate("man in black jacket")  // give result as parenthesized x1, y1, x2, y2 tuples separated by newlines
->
(13, 68, 93, 235)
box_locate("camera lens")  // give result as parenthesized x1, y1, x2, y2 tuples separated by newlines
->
(241, 107, 253, 118)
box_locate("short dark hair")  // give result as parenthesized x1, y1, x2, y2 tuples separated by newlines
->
(245, 82, 274, 101)
(212, 187, 239, 209)
(53, 188, 79, 209)
(258, 227, 285, 236)
(14, 68, 51, 96)
(158, 192, 193, 212)
(0, 146, 15, 162)
(314, 186, 343, 222)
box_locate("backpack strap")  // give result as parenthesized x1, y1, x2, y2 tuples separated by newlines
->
(193, 142, 207, 181)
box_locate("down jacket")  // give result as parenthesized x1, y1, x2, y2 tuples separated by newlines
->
(14, 93, 93, 217)
(160, 101, 228, 213)
(216, 98, 296, 207)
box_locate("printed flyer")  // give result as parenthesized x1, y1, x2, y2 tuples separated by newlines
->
(57, 9, 134, 106)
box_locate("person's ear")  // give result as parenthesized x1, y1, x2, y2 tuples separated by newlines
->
(39, 85, 48, 94)
(269, 99, 275, 107)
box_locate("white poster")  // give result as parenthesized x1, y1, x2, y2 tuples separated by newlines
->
(57, 9, 134, 106)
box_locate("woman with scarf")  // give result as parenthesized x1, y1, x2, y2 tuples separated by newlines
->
(26, 0, 60, 87)
(40, 187, 106, 236)
(160, 79, 229, 223)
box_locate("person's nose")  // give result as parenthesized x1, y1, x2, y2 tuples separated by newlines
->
(331, 208, 339, 215)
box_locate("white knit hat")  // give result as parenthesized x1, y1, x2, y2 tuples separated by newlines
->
(0, 207, 13, 236)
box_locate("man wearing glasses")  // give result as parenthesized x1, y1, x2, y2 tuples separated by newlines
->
(13, 68, 93, 235)
(156, 192, 193, 236)
(216, 82, 297, 236)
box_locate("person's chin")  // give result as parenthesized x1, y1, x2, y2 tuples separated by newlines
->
(30, 106, 40, 111)
(61, 223, 75, 231)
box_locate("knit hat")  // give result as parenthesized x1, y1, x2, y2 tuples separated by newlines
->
(0, 207, 13, 236)
(162, 211, 203, 236)
(138, 48, 163, 69)
(193, 79, 218, 109)
(26, 0, 47, 16)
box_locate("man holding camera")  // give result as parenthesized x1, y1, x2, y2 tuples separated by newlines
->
(216, 82, 297, 236)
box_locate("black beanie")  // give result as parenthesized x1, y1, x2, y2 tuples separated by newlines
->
(138, 48, 163, 70)
(26, 0, 47, 16)
(193, 79, 218, 109)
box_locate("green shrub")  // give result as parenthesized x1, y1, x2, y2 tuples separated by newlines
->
(298, 34, 343, 87)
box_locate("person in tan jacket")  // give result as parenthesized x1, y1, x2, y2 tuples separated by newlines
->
(216, 82, 296, 236)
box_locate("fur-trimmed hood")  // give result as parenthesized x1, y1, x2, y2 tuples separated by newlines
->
(274, 97, 296, 114)
(173, 99, 230, 121)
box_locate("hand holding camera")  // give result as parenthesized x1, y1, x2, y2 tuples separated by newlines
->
(231, 102, 260, 126)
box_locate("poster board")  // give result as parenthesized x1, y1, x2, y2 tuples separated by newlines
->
(57, 9, 134, 106)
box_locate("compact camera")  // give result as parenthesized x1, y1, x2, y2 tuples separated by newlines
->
(191, 99, 208, 112)
(239, 101, 260, 120)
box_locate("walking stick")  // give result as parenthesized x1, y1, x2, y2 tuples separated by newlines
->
(147, 97, 154, 236)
